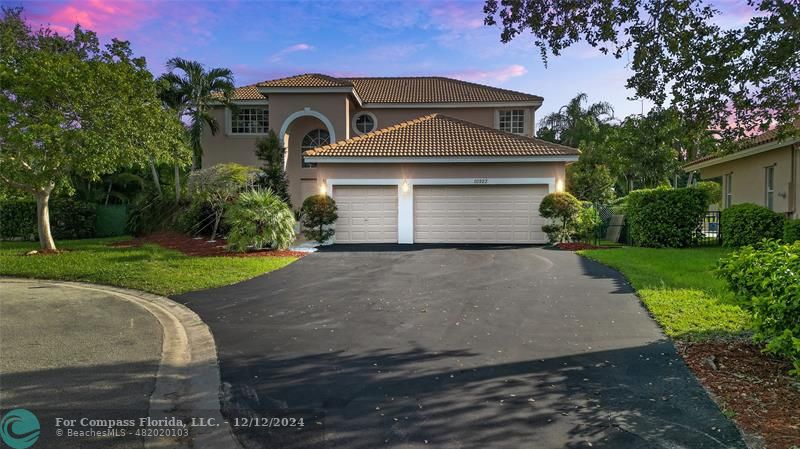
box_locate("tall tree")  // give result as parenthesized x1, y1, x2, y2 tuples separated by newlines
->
(484, 0, 800, 142)
(156, 76, 190, 201)
(0, 8, 189, 251)
(538, 93, 614, 147)
(161, 58, 234, 170)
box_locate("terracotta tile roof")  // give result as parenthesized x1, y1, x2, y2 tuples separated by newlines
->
(304, 114, 579, 158)
(229, 84, 265, 100)
(683, 121, 799, 168)
(344, 77, 542, 103)
(257, 73, 353, 88)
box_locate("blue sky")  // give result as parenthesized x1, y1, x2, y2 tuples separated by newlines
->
(12, 0, 757, 122)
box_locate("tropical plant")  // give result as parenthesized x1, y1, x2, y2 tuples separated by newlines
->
(538, 93, 614, 147)
(255, 131, 291, 207)
(718, 240, 800, 376)
(538, 192, 582, 243)
(576, 204, 602, 244)
(0, 8, 190, 251)
(187, 163, 259, 241)
(225, 189, 296, 251)
(484, 0, 800, 142)
(299, 194, 338, 243)
(156, 75, 190, 201)
(160, 57, 235, 170)
(565, 143, 616, 204)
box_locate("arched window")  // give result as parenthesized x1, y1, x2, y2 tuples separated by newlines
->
(352, 112, 377, 134)
(301, 129, 330, 168)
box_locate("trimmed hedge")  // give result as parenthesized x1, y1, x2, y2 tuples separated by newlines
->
(0, 199, 96, 240)
(721, 203, 784, 247)
(785, 219, 800, 243)
(718, 240, 800, 376)
(626, 185, 713, 247)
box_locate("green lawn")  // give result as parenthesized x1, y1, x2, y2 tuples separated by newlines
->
(579, 246, 750, 341)
(0, 237, 297, 296)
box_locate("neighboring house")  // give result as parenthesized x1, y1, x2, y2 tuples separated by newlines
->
(684, 125, 800, 219)
(202, 74, 579, 244)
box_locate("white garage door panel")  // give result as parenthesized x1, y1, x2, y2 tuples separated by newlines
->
(334, 186, 398, 243)
(414, 185, 547, 243)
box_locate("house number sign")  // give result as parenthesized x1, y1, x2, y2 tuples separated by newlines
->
(473, 178, 488, 184)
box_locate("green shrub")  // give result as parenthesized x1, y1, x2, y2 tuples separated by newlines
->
(225, 190, 296, 251)
(626, 185, 712, 247)
(721, 203, 784, 247)
(576, 204, 601, 243)
(694, 181, 722, 206)
(539, 192, 582, 243)
(784, 219, 800, 243)
(187, 163, 260, 240)
(299, 195, 338, 243)
(0, 198, 96, 240)
(718, 240, 800, 375)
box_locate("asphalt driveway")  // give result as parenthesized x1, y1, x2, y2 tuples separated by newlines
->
(174, 245, 745, 449)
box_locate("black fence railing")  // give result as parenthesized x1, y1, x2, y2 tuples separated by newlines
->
(697, 211, 722, 246)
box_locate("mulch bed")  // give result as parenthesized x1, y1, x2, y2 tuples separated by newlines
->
(677, 340, 800, 448)
(111, 232, 308, 258)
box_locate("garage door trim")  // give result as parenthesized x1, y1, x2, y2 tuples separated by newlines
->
(327, 177, 556, 244)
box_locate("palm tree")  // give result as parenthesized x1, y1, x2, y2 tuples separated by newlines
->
(156, 76, 190, 201)
(160, 58, 235, 171)
(539, 93, 615, 147)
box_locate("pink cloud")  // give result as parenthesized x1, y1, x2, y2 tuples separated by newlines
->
(271, 43, 315, 62)
(430, 1, 484, 30)
(449, 64, 528, 83)
(26, 0, 158, 35)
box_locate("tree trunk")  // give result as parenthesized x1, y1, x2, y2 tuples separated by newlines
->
(149, 158, 162, 196)
(174, 165, 181, 202)
(210, 211, 222, 242)
(35, 187, 57, 252)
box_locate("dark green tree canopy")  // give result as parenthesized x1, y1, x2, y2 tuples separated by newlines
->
(484, 0, 800, 141)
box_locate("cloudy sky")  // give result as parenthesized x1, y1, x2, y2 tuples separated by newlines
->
(10, 0, 757, 121)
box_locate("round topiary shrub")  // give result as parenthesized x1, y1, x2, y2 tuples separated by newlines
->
(721, 203, 785, 247)
(539, 192, 582, 243)
(784, 219, 800, 243)
(225, 189, 296, 251)
(299, 194, 338, 243)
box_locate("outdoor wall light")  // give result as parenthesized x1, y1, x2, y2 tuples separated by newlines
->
(319, 184, 327, 195)
(556, 179, 564, 192)
(402, 181, 409, 193)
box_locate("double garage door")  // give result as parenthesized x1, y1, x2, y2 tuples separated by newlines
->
(333, 184, 547, 244)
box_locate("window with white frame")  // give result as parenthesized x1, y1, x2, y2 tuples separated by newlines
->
(765, 165, 775, 210)
(498, 109, 525, 134)
(352, 112, 377, 134)
(724, 173, 733, 208)
(230, 107, 269, 134)
(301, 129, 330, 168)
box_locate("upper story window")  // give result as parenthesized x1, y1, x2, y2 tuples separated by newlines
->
(724, 173, 733, 208)
(765, 165, 775, 210)
(352, 112, 377, 135)
(301, 129, 330, 168)
(499, 109, 525, 134)
(231, 107, 269, 134)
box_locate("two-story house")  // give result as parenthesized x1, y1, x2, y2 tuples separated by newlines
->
(202, 74, 579, 244)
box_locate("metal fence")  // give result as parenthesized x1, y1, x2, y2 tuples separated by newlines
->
(696, 211, 722, 246)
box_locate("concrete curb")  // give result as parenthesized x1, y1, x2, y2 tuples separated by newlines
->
(0, 278, 241, 449)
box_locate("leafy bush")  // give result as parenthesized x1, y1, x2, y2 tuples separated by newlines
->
(187, 163, 259, 240)
(576, 204, 601, 243)
(721, 203, 784, 247)
(0, 198, 96, 240)
(299, 195, 338, 243)
(254, 131, 291, 207)
(626, 185, 712, 247)
(693, 181, 721, 205)
(225, 190, 296, 251)
(784, 219, 800, 243)
(539, 192, 582, 243)
(718, 240, 800, 375)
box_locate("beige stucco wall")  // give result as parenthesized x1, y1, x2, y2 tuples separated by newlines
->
(699, 144, 798, 217)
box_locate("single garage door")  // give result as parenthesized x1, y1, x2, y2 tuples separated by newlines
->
(414, 185, 547, 244)
(333, 186, 398, 243)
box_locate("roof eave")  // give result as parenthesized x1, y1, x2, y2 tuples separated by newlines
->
(683, 137, 799, 171)
(362, 100, 543, 109)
